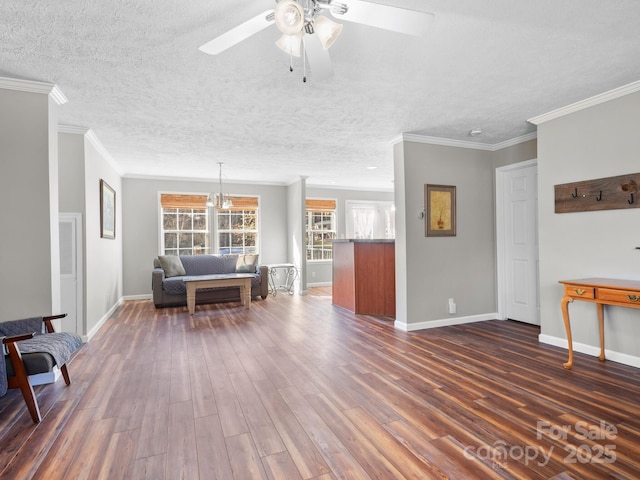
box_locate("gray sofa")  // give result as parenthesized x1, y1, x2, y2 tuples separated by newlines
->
(152, 254, 268, 308)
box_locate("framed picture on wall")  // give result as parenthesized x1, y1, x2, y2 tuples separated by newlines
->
(425, 184, 456, 237)
(100, 179, 116, 239)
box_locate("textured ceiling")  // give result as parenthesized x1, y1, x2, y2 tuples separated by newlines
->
(2, 1, 640, 190)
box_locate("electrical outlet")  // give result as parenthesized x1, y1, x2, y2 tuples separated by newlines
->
(311, 271, 316, 278)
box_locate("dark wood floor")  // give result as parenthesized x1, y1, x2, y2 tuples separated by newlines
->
(1, 287, 640, 479)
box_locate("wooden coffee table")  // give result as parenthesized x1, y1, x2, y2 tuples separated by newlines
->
(183, 273, 254, 315)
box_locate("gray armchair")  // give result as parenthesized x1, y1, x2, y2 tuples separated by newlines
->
(1, 314, 83, 423)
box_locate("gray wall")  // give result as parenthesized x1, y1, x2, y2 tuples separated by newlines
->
(59, 133, 86, 212)
(59, 131, 122, 337)
(83, 138, 122, 336)
(537, 90, 640, 362)
(0, 87, 60, 320)
(122, 178, 288, 297)
(393, 138, 536, 330)
(395, 141, 497, 329)
(492, 139, 538, 170)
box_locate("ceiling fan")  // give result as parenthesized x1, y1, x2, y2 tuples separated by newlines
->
(199, 0, 434, 81)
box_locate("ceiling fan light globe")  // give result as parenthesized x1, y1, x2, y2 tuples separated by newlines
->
(314, 15, 343, 50)
(274, 0, 304, 35)
(276, 33, 302, 57)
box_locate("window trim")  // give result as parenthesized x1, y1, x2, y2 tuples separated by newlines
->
(158, 192, 262, 256)
(215, 204, 260, 255)
(159, 193, 211, 256)
(306, 198, 337, 262)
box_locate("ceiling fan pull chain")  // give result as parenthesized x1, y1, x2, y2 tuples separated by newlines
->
(302, 36, 307, 82)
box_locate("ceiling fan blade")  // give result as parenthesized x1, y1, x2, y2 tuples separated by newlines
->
(199, 10, 275, 55)
(304, 33, 334, 81)
(330, 0, 434, 37)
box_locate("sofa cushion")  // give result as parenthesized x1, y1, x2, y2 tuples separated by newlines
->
(5, 351, 54, 377)
(180, 255, 237, 276)
(163, 276, 187, 295)
(158, 255, 186, 277)
(236, 254, 259, 273)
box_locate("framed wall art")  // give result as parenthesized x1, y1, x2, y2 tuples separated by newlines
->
(100, 179, 116, 239)
(425, 184, 456, 237)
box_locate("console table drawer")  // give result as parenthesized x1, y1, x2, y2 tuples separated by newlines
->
(559, 277, 640, 369)
(564, 285, 595, 299)
(598, 288, 640, 305)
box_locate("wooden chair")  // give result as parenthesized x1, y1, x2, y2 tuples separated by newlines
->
(1, 314, 82, 423)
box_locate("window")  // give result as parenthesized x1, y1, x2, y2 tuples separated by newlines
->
(306, 199, 336, 261)
(216, 196, 259, 254)
(160, 194, 210, 255)
(160, 194, 259, 256)
(345, 201, 395, 239)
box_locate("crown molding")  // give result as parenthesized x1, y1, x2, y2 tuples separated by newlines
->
(397, 133, 494, 150)
(528, 79, 640, 125)
(0, 76, 68, 105)
(58, 124, 124, 176)
(58, 124, 89, 135)
(121, 173, 392, 192)
(305, 183, 394, 193)
(394, 131, 537, 151)
(50, 86, 68, 105)
(85, 130, 124, 176)
(490, 131, 537, 150)
(122, 172, 289, 186)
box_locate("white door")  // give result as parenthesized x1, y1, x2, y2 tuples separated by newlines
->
(59, 214, 83, 335)
(497, 162, 539, 325)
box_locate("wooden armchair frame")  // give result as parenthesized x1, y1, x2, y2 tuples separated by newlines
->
(2, 314, 73, 423)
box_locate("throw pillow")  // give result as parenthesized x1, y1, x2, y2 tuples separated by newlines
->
(236, 254, 259, 273)
(158, 255, 186, 278)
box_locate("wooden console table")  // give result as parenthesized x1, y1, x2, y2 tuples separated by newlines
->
(183, 273, 254, 315)
(559, 278, 640, 369)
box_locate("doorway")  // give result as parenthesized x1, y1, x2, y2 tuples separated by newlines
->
(59, 213, 83, 335)
(496, 160, 540, 325)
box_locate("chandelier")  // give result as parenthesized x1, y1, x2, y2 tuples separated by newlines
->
(206, 162, 233, 209)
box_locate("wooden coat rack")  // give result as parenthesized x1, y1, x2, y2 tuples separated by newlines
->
(554, 172, 640, 214)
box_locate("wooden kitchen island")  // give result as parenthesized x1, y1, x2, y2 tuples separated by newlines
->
(331, 239, 395, 316)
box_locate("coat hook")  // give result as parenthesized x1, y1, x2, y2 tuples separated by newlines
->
(629, 193, 635, 205)
(571, 188, 578, 198)
(596, 191, 602, 201)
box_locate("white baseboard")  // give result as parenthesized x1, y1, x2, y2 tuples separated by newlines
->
(307, 282, 332, 288)
(395, 313, 500, 332)
(539, 334, 640, 369)
(122, 294, 152, 301)
(86, 297, 124, 342)
(29, 366, 61, 386)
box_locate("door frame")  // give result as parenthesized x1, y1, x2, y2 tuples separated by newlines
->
(495, 159, 538, 321)
(59, 213, 84, 335)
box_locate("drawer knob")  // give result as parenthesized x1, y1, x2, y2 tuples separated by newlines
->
(627, 295, 640, 302)
(574, 288, 586, 295)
